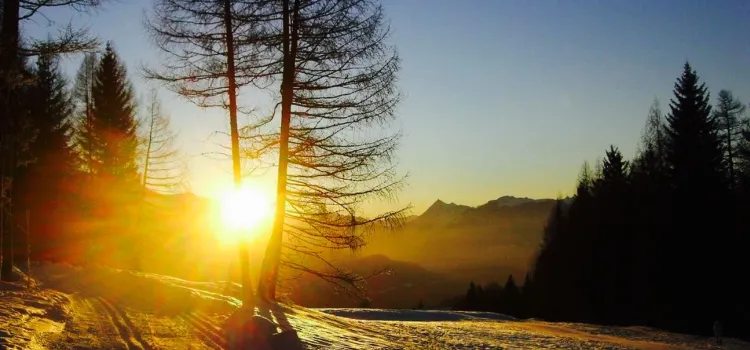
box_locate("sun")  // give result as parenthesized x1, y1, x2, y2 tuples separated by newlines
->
(217, 184, 273, 243)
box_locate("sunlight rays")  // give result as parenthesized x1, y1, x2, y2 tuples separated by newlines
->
(216, 184, 274, 244)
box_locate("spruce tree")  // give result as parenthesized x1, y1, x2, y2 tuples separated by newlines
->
(664, 62, 724, 193)
(28, 54, 76, 175)
(663, 62, 726, 332)
(18, 53, 77, 260)
(500, 275, 521, 317)
(466, 281, 478, 311)
(91, 43, 138, 185)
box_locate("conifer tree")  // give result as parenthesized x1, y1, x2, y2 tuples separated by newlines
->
(500, 275, 521, 317)
(29, 54, 76, 175)
(664, 62, 724, 193)
(16, 53, 77, 261)
(91, 43, 138, 185)
(663, 62, 726, 332)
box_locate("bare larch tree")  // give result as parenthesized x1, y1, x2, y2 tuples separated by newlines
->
(246, 0, 409, 301)
(140, 90, 188, 194)
(144, 0, 275, 306)
(713, 90, 746, 188)
(72, 52, 100, 175)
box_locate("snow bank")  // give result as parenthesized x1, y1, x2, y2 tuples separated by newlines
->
(316, 308, 516, 322)
(20, 263, 750, 349)
(0, 268, 69, 349)
(33, 262, 241, 316)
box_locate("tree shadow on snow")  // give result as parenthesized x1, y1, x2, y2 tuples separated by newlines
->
(224, 301, 303, 350)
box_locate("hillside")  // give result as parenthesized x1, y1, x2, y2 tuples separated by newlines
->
(286, 254, 466, 309)
(361, 196, 558, 284)
(4, 263, 745, 349)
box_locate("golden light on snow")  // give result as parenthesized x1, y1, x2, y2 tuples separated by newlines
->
(217, 184, 273, 243)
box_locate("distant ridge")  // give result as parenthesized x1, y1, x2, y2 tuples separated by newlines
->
(421, 195, 558, 216)
(421, 199, 472, 216)
(483, 195, 538, 208)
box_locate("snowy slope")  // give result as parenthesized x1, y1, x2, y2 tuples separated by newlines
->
(0, 262, 747, 349)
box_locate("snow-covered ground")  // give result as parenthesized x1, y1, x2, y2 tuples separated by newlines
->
(0, 262, 747, 349)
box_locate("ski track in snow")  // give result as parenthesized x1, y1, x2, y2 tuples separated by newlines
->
(0, 262, 748, 349)
(181, 311, 227, 349)
(90, 296, 150, 349)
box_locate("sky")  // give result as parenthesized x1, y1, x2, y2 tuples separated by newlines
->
(21, 0, 750, 216)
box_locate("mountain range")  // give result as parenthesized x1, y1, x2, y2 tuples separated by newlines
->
(299, 195, 560, 308)
(131, 191, 559, 308)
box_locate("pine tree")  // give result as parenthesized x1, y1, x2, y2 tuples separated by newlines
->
(520, 273, 532, 318)
(466, 281, 478, 311)
(500, 275, 521, 317)
(664, 62, 724, 193)
(595, 146, 632, 323)
(663, 62, 726, 332)
(18, 53, 77, 260)
(91, 43, 138, 185)
(599, 146, 629, 191)
(28, 54, 76, 175)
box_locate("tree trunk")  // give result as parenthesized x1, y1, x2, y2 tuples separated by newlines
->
(1, 0, 20, 282)
(258, 0, 297, 302)
(727, 118, 735, 188)
(222, 0, 252, 307)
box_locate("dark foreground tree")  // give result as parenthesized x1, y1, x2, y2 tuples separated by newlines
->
(1, 0, 105, 280)
(144, 0, 272, 306)
(663, 62, 726, 332)
(527, 62, 749, 337)
(253, 0, 408, 302)
(16, 53, 77, 262)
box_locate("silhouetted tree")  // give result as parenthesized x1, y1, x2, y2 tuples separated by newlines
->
(144, 0, 269, 306)
(1, 0, 104, 280)
(663, 62, 726, 332)
(499, 275, 521, 317)
(593, 146, 630, 323)
(139, 90, 187, 194)
(520, 273, 532, 318)
(91, 43, 138, 183)
(527, 62, 750, 336)
(465, 281, 479, 311)
(16, 53, 77, 262)
(740, 121, 750, 188)
(246, 0, 408, 302)
(713, 90, 746, 189)
(72, 52, 100, 175)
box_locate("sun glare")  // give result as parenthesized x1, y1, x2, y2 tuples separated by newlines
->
(217, 185, 273, 243)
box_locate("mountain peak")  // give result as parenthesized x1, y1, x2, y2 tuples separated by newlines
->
(421, 199, 471, 218)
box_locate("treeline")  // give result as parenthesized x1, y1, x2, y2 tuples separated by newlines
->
(453, 275, 529, 319)
(1, 42, 187, 279)
(524, 62, 750, 337)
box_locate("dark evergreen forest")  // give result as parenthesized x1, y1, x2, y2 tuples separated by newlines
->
(453, 62, 750, 338)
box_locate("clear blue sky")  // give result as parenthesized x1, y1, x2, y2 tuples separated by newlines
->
(22, 0, 750, 215)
